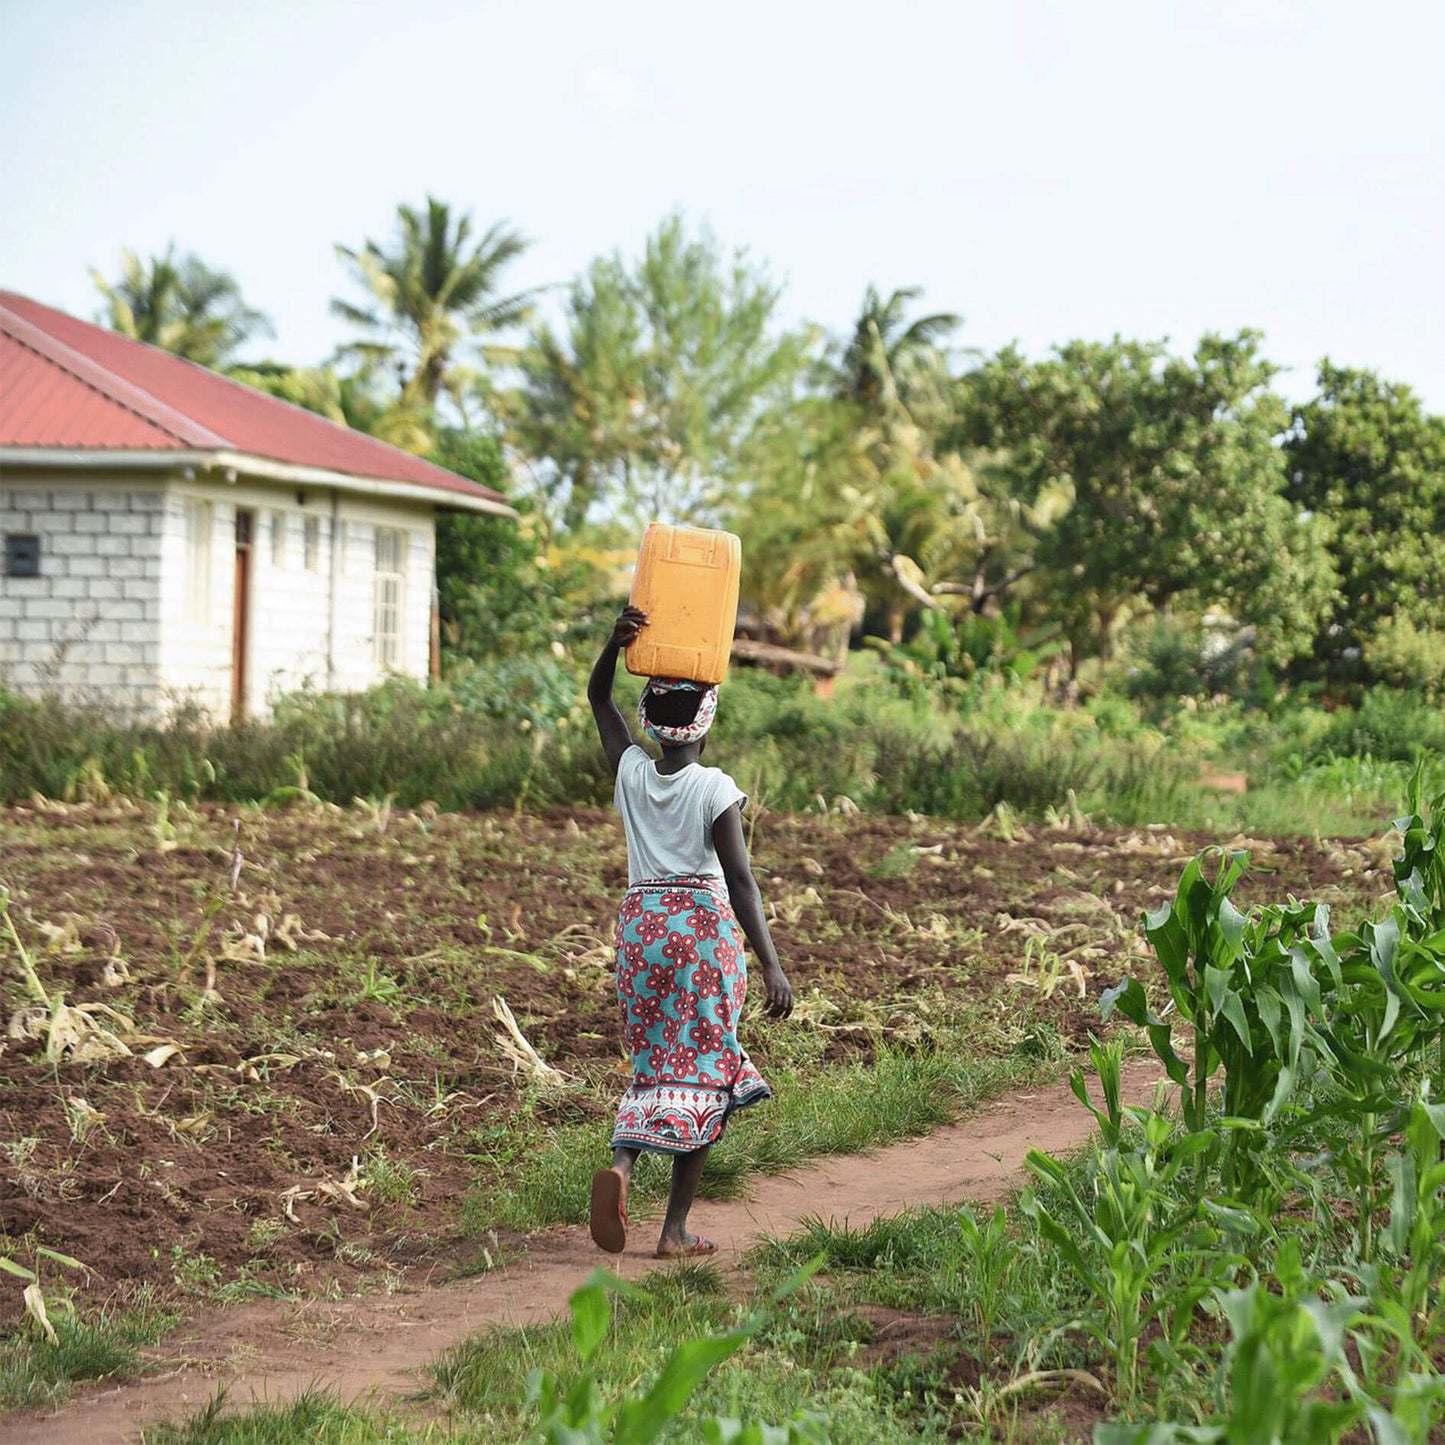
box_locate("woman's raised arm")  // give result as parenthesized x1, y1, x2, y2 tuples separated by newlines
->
(589, 605, 648, 775)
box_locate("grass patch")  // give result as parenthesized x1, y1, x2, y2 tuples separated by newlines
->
(429, 1263, 946, 1444)
(750, 1202, 1086, 1364)
(0, 1294, 180, 1412)
(139, 1387, 435, 1444)
(463, 1046, 1050, 1235)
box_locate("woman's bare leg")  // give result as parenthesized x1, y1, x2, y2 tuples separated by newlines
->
(606, 1146, 639, 1219)
(656, 1144, 711, 1255)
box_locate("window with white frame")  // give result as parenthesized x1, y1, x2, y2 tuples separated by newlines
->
(269, 509, 286, 567)
(373, 527, 405, 668)
(183, 498, 212, 623)
(303, 515, 321, 572)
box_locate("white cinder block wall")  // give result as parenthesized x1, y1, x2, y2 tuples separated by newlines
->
(0, 481, 165, 711)
(2, 472, 438, 717)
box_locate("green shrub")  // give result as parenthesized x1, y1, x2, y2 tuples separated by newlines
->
(1307, 685, 1445, 764)
(1363, 615, 1445, 699)
(1, 661, 1437, 833)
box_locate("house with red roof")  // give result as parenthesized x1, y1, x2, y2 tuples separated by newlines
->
(0, 291, 512, 717)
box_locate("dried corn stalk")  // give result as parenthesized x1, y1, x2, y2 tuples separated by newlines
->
(279, 1157, 369, 1222)
(492, 996, 575, 1090)
(8, 997, 137, 1063)
(332, 1072, 391, 1136)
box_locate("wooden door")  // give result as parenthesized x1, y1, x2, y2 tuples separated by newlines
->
(231, 509, 254, 719)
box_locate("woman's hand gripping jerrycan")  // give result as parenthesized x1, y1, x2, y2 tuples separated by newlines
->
(625, 522, 742, 685)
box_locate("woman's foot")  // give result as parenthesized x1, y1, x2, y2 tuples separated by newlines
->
(654, 1232, 717, 1259)
(589, 1168, 629, 1253)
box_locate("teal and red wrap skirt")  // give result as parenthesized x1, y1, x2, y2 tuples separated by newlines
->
(611, 876, 771, 1154)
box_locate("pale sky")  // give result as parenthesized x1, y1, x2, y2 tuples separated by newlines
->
(3, 0, 1443, 411)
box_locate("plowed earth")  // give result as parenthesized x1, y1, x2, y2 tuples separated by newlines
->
(0, 799, 1386, 1311)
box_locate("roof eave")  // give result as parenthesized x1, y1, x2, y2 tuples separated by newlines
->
(0, 447, 517, 519)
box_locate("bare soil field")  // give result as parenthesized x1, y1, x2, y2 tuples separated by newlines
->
(0, 798, 1385, 1309)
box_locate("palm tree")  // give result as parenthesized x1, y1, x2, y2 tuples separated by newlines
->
(91, 246, 273, 367)
(832, 285, 960, 418)
(332, 198, 533, 419)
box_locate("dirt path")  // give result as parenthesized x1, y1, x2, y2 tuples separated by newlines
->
(8, 1064, 1163, 1444)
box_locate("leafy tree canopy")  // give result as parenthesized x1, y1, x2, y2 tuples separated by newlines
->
(229, 361, 434, 455)
(507, 213, 808, 531)
(956, 332, 1336, 668)
(428, 429, 613, 660)
(828, 284, 961, 420)
(736, 287, 1038, 652)
(1285, 362, 1445, 686)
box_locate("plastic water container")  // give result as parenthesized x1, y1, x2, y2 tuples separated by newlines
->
(625, 522, 742, 684)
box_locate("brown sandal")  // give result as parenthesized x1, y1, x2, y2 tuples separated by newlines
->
(589, 1168, 628, 1254)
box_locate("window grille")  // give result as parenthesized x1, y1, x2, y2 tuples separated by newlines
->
(373, 527, 405, 668)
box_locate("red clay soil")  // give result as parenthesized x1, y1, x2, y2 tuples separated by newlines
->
(5, 1062, 1166, 1445)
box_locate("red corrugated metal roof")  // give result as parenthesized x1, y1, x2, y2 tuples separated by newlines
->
(0, 291, 504, 506)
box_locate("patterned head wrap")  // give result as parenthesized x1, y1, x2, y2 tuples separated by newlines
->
(638, 677, 719, 747)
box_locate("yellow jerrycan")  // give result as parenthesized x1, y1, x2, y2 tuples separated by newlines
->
(625, 522, 742, 685)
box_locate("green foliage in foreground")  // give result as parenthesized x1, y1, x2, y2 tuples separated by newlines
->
(431, 1264, 930, 1445)
(520, 1264, 832, 1444)
(1025, 777, 1445, 1438)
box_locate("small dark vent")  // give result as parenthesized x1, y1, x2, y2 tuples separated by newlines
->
(4, 534, 40, 578)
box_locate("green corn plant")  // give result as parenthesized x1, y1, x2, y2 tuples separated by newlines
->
(1101, 850, 1328, 1200)
(1305, 903, 1445, 1259)
(1096, 1233, 1443, 1445)
(1390, 762, 1445, 1090)
(1094, 1271, 1367, 1444)
(1020, 1110, 1251, 1412)
(955, 1202, 1017, 1364)
(1392, 761, 1444, 935)
(1069, 1035, 1128, 1148)
(1352, 1086, 1445, 1370)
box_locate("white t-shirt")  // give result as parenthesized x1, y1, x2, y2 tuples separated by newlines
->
(613, 745, 747, 890)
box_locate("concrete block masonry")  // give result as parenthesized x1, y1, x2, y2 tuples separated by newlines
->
(3, 480, 436, 716)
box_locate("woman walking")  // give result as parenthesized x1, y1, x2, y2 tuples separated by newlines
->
(587, 604, 793, 1258)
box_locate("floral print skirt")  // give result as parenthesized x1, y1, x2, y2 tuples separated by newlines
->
(610, 876, 771, 1154)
